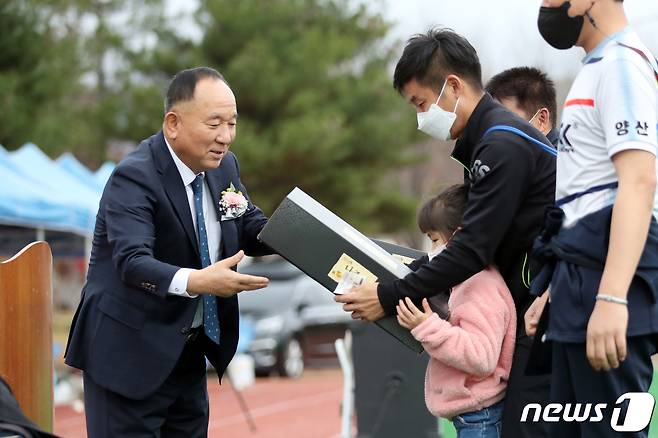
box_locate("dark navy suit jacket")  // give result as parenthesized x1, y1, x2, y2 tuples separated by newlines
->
(65, 131, 270, 399)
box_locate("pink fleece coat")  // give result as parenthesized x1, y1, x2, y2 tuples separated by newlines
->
(410, 268, 516, 419)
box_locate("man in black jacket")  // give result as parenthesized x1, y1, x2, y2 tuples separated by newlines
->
(335, 28, 555, 437)
(486, 67, 560, 340)
(486, 66, 560, 147)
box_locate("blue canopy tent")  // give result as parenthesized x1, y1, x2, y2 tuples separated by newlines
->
(0, 155, 93, 235)
(94, 161, 115, 189)
(57, 152, 106, 193)
(3, 144, 101, 235)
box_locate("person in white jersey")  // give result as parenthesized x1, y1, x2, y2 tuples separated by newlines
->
(530, 1, 658, 437)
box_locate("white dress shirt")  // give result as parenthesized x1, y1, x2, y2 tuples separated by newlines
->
(165, 137, 222, 298)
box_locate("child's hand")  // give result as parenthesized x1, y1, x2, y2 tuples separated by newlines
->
(396, 297, 433, 330)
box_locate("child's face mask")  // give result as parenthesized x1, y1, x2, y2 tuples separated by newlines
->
(427, 228, 460, 261)
(428, 243, 446, 261)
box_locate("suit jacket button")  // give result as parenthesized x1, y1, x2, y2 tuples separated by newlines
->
(181, 327, 190, 335)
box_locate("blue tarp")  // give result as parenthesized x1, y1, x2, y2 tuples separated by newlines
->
(0, 156, 92, 233)
(57, 152, 107, 193)
(0, 144, 105, 234)
(94, 162, 115, 189)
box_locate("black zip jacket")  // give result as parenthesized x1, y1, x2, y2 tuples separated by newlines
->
(378, 94, 556, 323)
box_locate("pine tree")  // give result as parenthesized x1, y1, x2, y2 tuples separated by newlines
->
(197, 0, 420, 232)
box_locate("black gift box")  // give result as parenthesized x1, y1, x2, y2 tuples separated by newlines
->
(258, 188, 425, 353)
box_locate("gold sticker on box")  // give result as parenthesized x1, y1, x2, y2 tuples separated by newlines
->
(392, 254, 415, 266)
(328, 253, 378, 284)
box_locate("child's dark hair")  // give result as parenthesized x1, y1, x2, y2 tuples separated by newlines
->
(417, 184, 469, 239)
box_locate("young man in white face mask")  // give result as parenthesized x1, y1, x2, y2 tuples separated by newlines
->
(335, 27, 556, 438)
(533, 1, 658, 437)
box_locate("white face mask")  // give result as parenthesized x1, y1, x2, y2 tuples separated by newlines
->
(428, 243, 446, 261)
(417, 79, 460, 141)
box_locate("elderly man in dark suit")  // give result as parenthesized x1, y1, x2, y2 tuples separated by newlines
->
(65, 67, 272, 437)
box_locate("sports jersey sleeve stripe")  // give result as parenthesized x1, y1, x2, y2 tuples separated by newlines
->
(564, 98, 595, 108)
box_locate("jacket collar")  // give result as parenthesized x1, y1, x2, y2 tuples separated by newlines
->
(546, 128, 560, 147)
(164, 135, 199, 187)
(451, 93, 495, 167)
(152, 131, 199, 256)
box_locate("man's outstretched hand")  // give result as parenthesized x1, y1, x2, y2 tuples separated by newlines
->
(188, 250, 269, 297)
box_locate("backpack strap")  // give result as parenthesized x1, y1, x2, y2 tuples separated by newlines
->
(483, 125, 558, 157)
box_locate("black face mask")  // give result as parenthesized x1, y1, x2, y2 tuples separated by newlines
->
(538, 1, 584, 50)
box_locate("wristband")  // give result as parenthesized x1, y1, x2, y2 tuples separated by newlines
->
(595, 294, 628, 306)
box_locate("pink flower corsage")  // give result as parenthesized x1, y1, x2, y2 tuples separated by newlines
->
(219, 183, 248, 220)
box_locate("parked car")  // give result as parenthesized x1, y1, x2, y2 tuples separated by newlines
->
(238, 256, 352, 378)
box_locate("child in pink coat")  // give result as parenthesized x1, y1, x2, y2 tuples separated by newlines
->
(397, 184, 516, 438)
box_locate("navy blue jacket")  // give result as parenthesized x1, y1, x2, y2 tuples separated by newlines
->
(64, 131, 270, 399)
(531, 205, 658, 342)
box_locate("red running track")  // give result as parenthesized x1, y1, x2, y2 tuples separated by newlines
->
(55, 369, 352, 438)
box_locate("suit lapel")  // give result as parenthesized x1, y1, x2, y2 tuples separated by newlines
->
(153, 132, 199, 256)
(205, 169, 225, 223)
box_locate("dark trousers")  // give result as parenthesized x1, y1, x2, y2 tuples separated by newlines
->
(549, 336, 656, 438)
(501, 334, 551, 438)
(84, 333, 210, 438)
